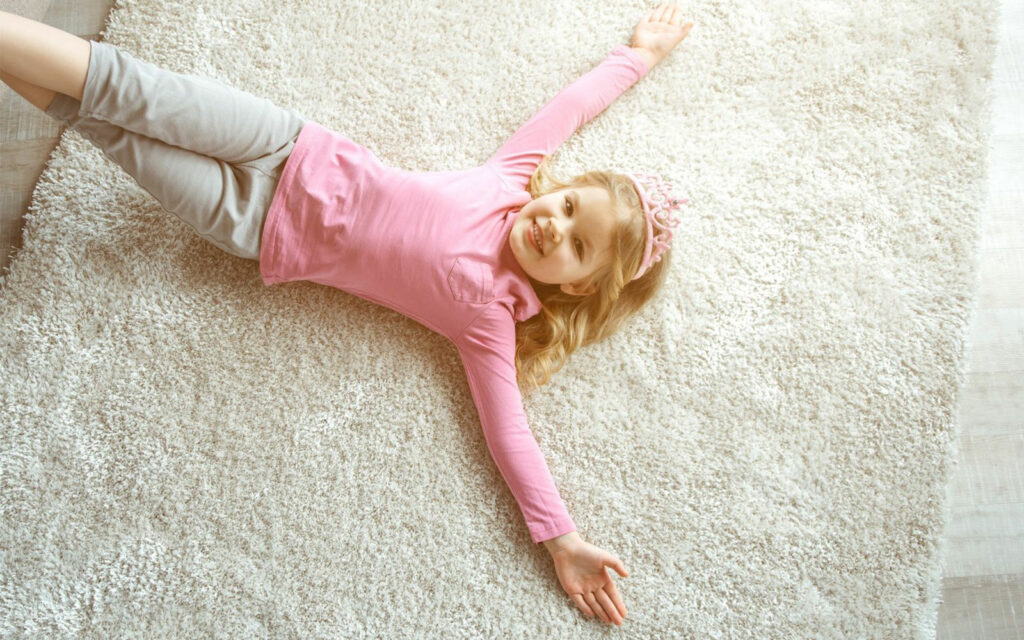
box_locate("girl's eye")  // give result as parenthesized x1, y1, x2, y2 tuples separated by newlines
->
(565, 196, 583, 259)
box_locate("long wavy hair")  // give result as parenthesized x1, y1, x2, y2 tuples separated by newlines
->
(515, 156, 673, 392)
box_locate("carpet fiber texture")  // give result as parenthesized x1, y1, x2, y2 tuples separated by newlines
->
(0, 0, 997, 637)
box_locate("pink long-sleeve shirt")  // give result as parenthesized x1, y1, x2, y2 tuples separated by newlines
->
(259, 44, 649, 543)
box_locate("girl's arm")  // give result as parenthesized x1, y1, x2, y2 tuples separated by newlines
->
(454, 309, 577, 544)
(485, 3, 693, 192)
(455, 319, 625, 626)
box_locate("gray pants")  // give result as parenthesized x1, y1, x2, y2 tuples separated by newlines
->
(45, 40, 308, 260)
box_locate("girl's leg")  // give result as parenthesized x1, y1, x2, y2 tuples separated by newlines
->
(2, 11, 307, 260)
(0, 11, 90, 101)
(0, 11, 307, 166)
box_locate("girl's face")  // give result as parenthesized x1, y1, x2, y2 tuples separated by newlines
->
(509, 185, 620, 296)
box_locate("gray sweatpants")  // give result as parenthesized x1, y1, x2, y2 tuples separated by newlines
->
(45, 40, 309, 260)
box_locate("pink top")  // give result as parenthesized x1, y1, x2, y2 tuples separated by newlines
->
(259, 44, 649, 543)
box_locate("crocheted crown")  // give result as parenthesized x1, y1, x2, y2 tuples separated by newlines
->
(623, 172, 688, 282)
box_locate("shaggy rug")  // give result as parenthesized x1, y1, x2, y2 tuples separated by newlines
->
(0, 0, 997, 637)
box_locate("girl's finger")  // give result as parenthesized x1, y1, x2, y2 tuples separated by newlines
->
(669, 6, 680, 26)
(584, 591, 608, 623)
(572, 593, 596, 618)
(596, 588, 623, 625)
(655, 3, 670, 24)
(605, 580, 628, 619)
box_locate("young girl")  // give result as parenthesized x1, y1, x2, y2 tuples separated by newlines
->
(1, 4, 693, 627)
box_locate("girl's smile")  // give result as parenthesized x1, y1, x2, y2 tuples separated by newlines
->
(527, 220, 544, 254)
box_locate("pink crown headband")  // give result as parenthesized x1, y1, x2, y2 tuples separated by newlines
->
(624, 172, 688, 282)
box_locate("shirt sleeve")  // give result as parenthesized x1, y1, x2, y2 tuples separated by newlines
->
(454, 304, 577, 544)
(486, 44, 650, 191)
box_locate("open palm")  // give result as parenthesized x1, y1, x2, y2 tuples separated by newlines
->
(630, 3, 694, 59)
(550, 540, 629, 625)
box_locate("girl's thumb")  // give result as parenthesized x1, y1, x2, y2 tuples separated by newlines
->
(610, 558, 629, 578)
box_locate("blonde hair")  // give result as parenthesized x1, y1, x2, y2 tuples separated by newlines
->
(515, 156, 673, 392)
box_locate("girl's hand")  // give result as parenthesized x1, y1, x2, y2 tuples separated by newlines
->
(629, 3, 694, 68)
(547, 535, 630, 625)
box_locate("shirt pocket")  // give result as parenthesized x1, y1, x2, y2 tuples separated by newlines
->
(447, 257, 495, 304)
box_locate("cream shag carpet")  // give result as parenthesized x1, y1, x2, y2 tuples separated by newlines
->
(0, 0, 997, 637)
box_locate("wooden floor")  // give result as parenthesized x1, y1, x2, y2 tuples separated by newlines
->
(1, 2, 1021, 637)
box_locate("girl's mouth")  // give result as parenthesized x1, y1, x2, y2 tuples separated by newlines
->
(528, 221, 543, 254)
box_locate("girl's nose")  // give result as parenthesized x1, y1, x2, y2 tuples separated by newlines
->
(547, 218, 562, 245)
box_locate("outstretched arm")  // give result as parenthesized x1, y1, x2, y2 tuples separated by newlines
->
(486, 3, 694, 192)
(455, 308, 624, 626)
